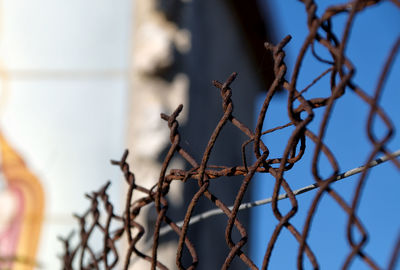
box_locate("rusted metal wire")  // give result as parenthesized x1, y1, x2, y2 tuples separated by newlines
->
(60, 0, 400, 269)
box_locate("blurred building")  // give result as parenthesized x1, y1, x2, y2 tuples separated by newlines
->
(0, 0, 273, 269)
(129, 0, 274, 269)
(0, 0, 132, 268)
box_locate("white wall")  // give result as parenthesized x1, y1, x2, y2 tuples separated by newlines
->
(0, 0, 132, 268)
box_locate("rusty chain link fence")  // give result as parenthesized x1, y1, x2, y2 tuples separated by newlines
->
(59, 0, 400, 269)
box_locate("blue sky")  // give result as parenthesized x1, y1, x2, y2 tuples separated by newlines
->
(250, 1, 400, 269)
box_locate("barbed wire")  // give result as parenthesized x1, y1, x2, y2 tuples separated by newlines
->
(60, 0, 400, 269)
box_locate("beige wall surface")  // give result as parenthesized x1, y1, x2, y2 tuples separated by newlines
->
(0, 0, 132, 268)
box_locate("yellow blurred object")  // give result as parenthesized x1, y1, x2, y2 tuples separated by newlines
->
(0, 133, 45, 270)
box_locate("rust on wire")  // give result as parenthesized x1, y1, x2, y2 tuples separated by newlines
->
(60, 0, 400, 269)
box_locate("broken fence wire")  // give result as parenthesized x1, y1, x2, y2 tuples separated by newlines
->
(59, 0, 400, 269)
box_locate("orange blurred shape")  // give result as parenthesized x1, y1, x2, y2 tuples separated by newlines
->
(0, 134, 45, 270)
